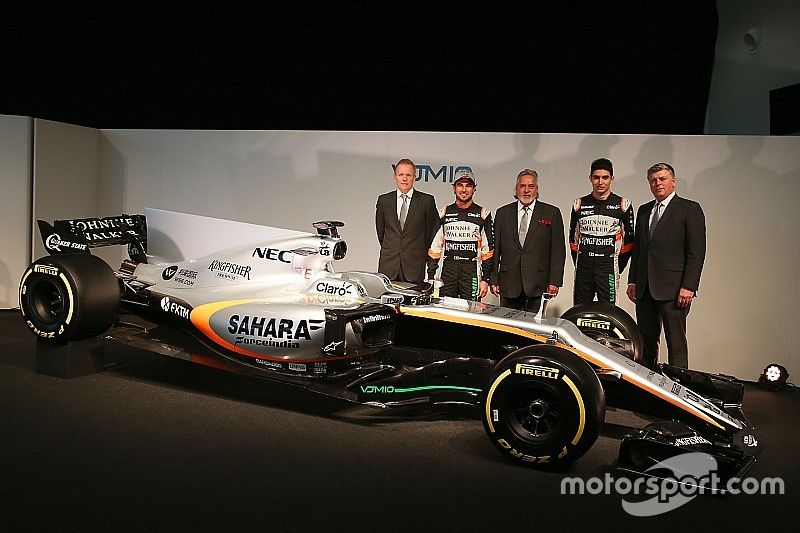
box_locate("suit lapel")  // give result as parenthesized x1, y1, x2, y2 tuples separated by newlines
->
(404, 192, 421, 232)
(651, 196, 678, 240)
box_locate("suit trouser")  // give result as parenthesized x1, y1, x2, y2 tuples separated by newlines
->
(394, 263, 424, 284)
(501, 292, 542, 313)
(635, 286, 690, 369)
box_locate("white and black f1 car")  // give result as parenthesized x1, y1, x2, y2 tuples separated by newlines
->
(19, 211, 761, 483)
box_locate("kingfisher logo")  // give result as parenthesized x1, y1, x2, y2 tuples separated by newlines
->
(391, 163, 474, 183)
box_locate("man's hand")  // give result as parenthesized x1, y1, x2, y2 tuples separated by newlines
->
(626, 283, 636, 302)
(490, 284, 500, 296)
(677, 287, 695, 308)
(547, 284, 559, 295)
(478, 280, 489, 298)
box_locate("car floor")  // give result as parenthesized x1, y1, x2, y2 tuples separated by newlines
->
(0, 310, 796, 530)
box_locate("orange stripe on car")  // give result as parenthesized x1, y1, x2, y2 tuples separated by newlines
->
(400, 307, 724, 430)
(190, 299, 269, 358)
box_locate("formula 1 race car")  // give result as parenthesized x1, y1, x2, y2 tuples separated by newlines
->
(19, 210, 761, 482)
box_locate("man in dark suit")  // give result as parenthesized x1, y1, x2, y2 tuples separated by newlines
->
(490, 169, 566, 311)
(626, 162, 706, 369)
(375, 158, 439, 283)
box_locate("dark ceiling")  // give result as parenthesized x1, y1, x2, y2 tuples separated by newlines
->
(0, 3, 718, 134)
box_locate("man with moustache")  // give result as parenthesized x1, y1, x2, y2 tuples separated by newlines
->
(427, 169, 494, 300)
(490, 169, 566, 312)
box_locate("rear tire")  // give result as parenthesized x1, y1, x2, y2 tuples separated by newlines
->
(19, 254, 120, 343)
(561, 302, 644, 364)
(482, 344, 605, 466)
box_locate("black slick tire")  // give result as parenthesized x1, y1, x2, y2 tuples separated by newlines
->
(19, 254, 120, 343)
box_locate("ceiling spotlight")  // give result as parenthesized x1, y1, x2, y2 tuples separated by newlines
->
(758, 363, 789, 391)
(744, 24, 765, 54)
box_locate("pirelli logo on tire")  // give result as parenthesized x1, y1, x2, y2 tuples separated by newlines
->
(576, 318, 610, 330)
(514, 363, 559, 379)
(33, 264, 59, 276)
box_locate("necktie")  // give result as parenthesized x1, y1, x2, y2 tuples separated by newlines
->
(399, 194, 409, 230)
(519, 206, 530, 246)
(649, 202, 661, 238)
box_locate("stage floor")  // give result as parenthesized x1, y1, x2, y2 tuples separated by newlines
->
(1, 310, 795, 529)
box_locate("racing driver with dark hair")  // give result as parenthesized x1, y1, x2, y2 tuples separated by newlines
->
(569, 158, 635, 304)
(427, 169, 494, 300)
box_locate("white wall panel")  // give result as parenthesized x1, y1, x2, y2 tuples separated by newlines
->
(0, 115, 32, 308)
(32, 120, 100, 260)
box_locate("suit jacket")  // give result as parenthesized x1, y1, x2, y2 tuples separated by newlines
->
(375, 189, 439, 282)
(490, 200, 566, 298)
(628, 195, 706, 300)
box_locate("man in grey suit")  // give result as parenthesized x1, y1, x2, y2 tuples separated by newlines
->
(626, 163, 706, 369)
(490, 169, 566, 311)
(375, 158, 439, 283)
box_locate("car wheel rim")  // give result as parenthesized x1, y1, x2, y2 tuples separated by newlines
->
(506, 381, 562, 442)
(30, 279, 65, 326)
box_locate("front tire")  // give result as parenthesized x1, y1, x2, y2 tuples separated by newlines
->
(19, 254, 120, 343)
(482, 345, 605, 466)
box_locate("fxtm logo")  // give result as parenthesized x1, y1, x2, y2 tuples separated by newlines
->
(160, 296, 190, 319)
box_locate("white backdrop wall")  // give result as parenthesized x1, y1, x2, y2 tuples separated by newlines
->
(32, 119, 101, 259)
(94, 129, 800, 380)
(0, 115, 32, 308)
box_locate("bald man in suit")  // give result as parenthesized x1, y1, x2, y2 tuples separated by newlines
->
(627, 162, 706, 369)
(375, 158, 439, 283)
(490, 169, 566, 311)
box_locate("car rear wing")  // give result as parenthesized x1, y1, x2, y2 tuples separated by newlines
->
(38, 214, 148, 263)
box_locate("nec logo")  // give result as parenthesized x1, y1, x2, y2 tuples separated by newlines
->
(252, 248, 292, 262)
(391, 163, 473, 183)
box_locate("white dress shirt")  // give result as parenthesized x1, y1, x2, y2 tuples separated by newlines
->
(517, 199, 536, 232)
